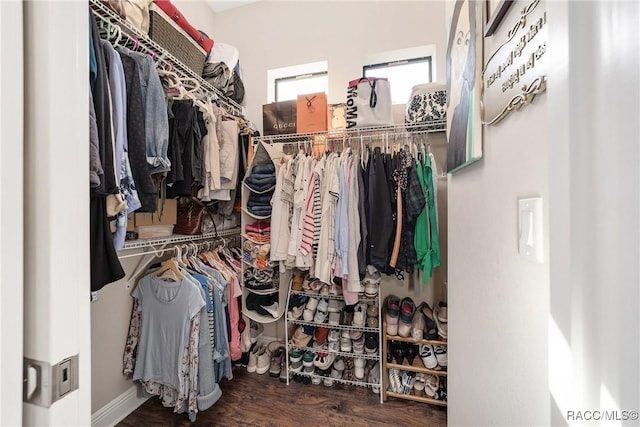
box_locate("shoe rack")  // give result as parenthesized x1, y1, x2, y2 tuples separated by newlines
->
(382, 313, 448, 406)
(284, 282, 384, 403)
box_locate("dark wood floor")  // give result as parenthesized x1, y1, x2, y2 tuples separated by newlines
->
(117, 367, 447, 426)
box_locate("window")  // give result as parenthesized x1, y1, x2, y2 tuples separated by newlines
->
(275, 71, 328, 102)
(363, 57, 432, 104)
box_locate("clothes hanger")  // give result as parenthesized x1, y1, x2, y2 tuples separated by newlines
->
(151, 250, 184, 281)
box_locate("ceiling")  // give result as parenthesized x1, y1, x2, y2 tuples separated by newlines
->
(206, 1, 261, 13)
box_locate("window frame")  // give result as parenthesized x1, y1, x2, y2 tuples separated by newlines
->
(274, 71, 329, 102)
(362, 56, 433, 104)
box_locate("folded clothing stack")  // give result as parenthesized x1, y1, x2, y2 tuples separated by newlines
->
(247, 191, 273, 217)
(244, 163, 276, 193)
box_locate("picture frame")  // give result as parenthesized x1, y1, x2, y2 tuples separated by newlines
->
(445, 0, 484, 174)
(484, 0, 514, 37)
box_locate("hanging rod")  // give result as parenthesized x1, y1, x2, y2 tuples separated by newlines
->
(89, 0, 244, 118)
(253, 121, 446, 145)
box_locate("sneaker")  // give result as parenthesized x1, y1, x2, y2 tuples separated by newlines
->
(291, 325, 314, 348)
(329, 283, 342, 296)
(424, 375, 439, 398)
(316, 299, 329, 313)
(323, 376, 334, 387)
(352, 334, 365, 354)
(388, 368, 401, 393)
(256, 346, 271, 375)
(354, 358, 365, 380)
(319, 284, 329, 297)
(311, 374, 322, 385)
(364, 282, 379, 298)
(289, 348, 303, 363)
(313, 310, 327, 324)
(290, 359, 303, 372)
(385, 295, 401, 335)
(366, 302, 379, 318)
(328, 340, 339, 352)
(328, 329, 339, 342)
(365, 332, 378, 354)
(303, 364, 315, 374)
(306, 297, 319, 311)
(313, 352, 335, 370)
(367, 317, 378, 328)
(250, 321, 264, 344)
(340, 305, 354, 326)
(398, 297, 416, 337)
(327, 299, 345, 313)
(314, 326, 329, 346)
(302, 351, 315, 367)
(352, 303, 366, 327)
(434, 345, 447, 367)
(349, 330, 363, 340)
(401, 370, 417, 394)
(247, 344, 262, 373)
(340, 337, 352, 353)
(419, 344, 438, 369)
(288, 305, 305, 320)
(303, 308, 315, 322)
(269, 347, 284, 377)
(328, 312, 340, 326)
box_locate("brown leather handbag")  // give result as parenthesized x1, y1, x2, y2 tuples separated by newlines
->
(174, 197, 209, 235)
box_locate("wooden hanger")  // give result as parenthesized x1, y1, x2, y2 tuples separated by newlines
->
(152, 258, 184, 281)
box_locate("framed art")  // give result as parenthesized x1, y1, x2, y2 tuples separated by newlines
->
(445, 0, 484, 173)
(485, 0, 514, 37)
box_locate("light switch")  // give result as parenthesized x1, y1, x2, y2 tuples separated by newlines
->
(518, 197, 543, 263)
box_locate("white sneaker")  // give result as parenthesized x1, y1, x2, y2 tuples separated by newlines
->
(247, 344, 261, 373)
(354, 358, 365, 380)
(256, 346, 271, 375)
(434, 345, 447, 367)
(419, 344, 438, 369)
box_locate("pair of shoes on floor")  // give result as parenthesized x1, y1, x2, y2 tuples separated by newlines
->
(268, 342, 286, 377)
(247, 343, 270, 375)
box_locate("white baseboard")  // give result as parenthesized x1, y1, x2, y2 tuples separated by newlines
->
(91, 385, 148, 427)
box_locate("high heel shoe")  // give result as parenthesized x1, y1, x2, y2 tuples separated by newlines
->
(405, 344, 419, 366)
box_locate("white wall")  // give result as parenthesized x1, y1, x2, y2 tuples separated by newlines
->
(547, 1, 640, 425)
(213, 1, 447, 129)
(0, 2, 23, 425)
(447, 0, 550, 424)
(23, 1, 91, 425)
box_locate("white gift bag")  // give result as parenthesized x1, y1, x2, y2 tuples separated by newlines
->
(346, 77, 393, 128)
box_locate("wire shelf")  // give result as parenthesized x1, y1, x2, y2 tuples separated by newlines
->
(291, 371, 380, 389)
(119, 227, 241, 251)
(288, 343, 380, 361)
(253, 121, 446, 145)
(291, 290, 378, 303)
(290, 319, 379, 333)
(89, 0, 244, 117)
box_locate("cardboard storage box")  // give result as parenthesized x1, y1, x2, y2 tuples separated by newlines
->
(135, 199, 177, 226)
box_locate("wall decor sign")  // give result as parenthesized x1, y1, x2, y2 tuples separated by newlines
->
(445, 0, 484, 173)
(481, 0, 547, 125)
